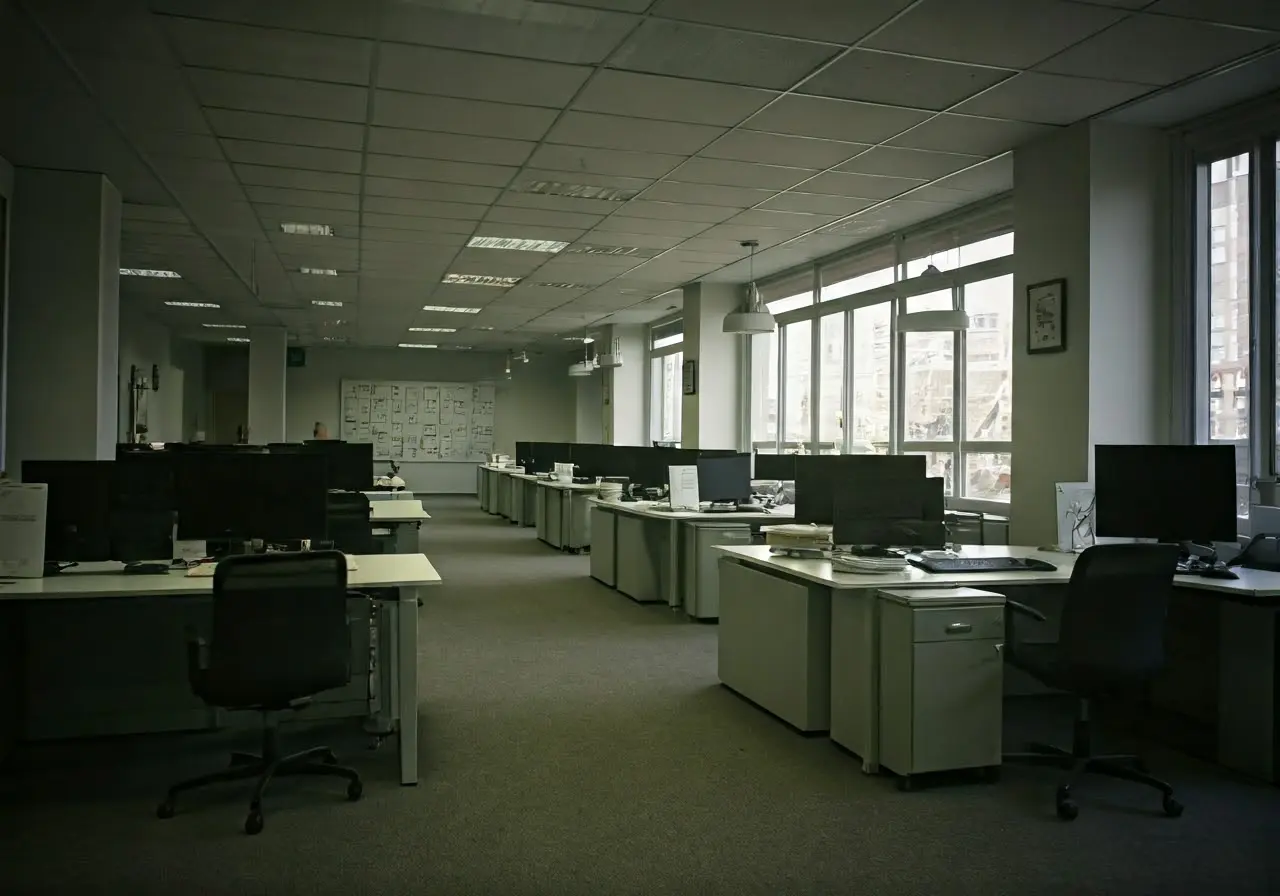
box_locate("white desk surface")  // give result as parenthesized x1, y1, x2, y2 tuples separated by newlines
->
(714, 544, 1280, 598)
(589, 497, 793, 522)
(362, 489, 414, 499)
(370, 501, 430, 523)
(0, 553, 441, 601)
(536, 479, 602, 492)
(480, 464, 522, 472)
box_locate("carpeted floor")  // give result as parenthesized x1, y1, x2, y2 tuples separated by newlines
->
(3, 496, 1280, 894)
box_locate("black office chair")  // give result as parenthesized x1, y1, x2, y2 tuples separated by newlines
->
(156, 551, 363, 835)
(1002, 542, 1184, 821)
(325, 491, 374, 554)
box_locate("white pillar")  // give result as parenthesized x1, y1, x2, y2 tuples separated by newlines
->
(247, 326, 287, 444)
(599, 324, 646, 445)
(5, 168, 120, 472)
(681, 282, 741, 449)
(1010, 120, 1172, 544)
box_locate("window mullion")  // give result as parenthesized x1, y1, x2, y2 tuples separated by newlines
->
(1254, 138, 1277, 481)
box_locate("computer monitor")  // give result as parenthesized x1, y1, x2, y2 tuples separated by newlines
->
(794, 454, 927, 524)
(832, 477, 946, 548)
(175, 452, 328, 541)
(174, 451, 253, 540)
(515, 440, 533, 469)
(1094, 444, 1238, 543)
(110, 451, 176, 563)
(697, 455, 752, 503)
(301, 440, 372, 492)
(255, 453, 330, 541)
(22, 460, 113, 563)
(754, 453, 796, 481)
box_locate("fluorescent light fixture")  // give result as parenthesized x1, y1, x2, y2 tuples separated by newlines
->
(538, 282, 594, 290)
(121, 268, 181, 278)
(563, 244, 640, 256)
(201, 323, 246, 329)
(312, 300, 344, 307)
(564, 336, 595, 344)
(300, 267, 338, 276)
(165, 301, 221, 309)
(514, 180, 640, 202)
(409, 327, 457, 333)
(226, 337, 250, 343)
(442, 273, 520, 288)
(281, 223, 334, 236)
(467, 236, 569, 253)
(422, 304, 482, 313)
(322, 336, 347, 343)
(477, 326, 496, 330)
(398, 343, 438, 349)
(438, 345, 473, 351)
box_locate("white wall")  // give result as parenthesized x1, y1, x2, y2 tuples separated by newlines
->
(280, 345, 576, 492)
(575, 370, 604, 443)
(118, 305, 200, 444)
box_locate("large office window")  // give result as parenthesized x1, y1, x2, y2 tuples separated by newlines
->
(648, 319, 683, 446)
(746, 205, 1014, 506)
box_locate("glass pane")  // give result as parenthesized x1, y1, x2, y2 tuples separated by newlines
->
(906, 451, 954, 495)
(904, 232, 1013, 277)
(1205, 151, 1250, 520)
(904, 289, 953, 312)
(767, 291, 812, 314)
(818, 314, 844, 451)
(653, 333, 683, 349)
(850, 303, 891, 453)
(649, 357, 663, 443)
(821, 266, 894, 302)
(903, 327, 954, 442)
(964, 275, 1013, 441)
(964, 452, 1011, 501)
(783, 321, 812, 448)
(662, 352, 683, 444)
(750, 330, 778, 449)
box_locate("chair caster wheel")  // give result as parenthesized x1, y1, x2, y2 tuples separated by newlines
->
(244, 809, 264, 835)
(1055, 785, 1079, 821)
(1162, 795, 1184, 818)
(347, 780, 363, 801)
(897, 775, 915, 792)
(156, 800, 175, 820)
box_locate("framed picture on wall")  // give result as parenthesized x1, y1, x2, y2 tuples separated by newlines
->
(682, 359, 697, 395)
(1027, 278, 1066, 354)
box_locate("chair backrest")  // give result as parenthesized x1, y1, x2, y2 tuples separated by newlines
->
(326, 491, 373, 554)
(1058, 543, 1180, 679)
(205, 551, 351, 708)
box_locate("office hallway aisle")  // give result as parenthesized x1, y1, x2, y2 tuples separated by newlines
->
(4, 496, 1280, 895)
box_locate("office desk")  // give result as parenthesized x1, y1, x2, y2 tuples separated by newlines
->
(509, 473, 540, 528)
(590, 500, 791, 617)
(370, 500, 430, 553)
(535, 479, 598, 551)
(713, 545, 1280, 782)
(0, 553, 440, 786)
(477, 464, 522, 516)
(363, 490, 415, 502)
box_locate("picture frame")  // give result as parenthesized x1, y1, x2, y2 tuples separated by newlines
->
(1027, 278, 1066, 354)
(682, 359, 697, 395)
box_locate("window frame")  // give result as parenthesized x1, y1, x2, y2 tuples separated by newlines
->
(646, 315, 684, 446)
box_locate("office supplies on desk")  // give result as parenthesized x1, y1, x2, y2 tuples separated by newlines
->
(1055, 482, 1095, 552)
(909, 555, 1057, 573)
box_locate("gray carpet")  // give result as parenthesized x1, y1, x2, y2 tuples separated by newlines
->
(4, 496, 1280, 895)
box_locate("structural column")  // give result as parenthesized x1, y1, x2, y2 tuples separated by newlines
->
(598, 323, 645, 446)
(4, 168, 120, 473)
(1010, 120, 1172, 544)
(247, 326, 287, 444)
(681, 282, 741, 449)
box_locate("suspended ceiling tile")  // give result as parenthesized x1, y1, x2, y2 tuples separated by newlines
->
(485, 206, 606, 230)
(702, 130, 869, 170)
(619, 200, 739, 224)
(165, 16, 373, 84)
(1149, 0, 1280, 30)
(649, 0, 915, 44)
(801, 50, 1014, 112)
(372, 90, 559, 141)
(527, 144, 685, 179)
(639, 181, 776, 208)
(670, 157, 818, 191)
(364, 154, 517, 188)
(151, 0, 378, 36)
(367, 127, 536, 167)
(743, 95, 931, 144)
(954, 71, 1155, 125)
(219, 139, 363, 174)
(886, 114, 1056, 156)
(571, 69, 778, 126)
(836, 145, 986, 179)
(376, 43, 592, 107)
(364, 177, 502, 206)
(758, 192, 876, 216)
(362, 197, 490, 221)
(802, 170, 928, 200)
(546, 111, 725, 156)
(187, 68, 368, 121)
(235, 164, 361, 193)
(205, 108, 365, 152)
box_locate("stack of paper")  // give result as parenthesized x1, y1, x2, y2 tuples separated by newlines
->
(830, 551, 908, 574)
(763, 523, 832, 554)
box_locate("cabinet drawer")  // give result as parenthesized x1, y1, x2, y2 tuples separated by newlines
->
(912, 605, 1004, 643)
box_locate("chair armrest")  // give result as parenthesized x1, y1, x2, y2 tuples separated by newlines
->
(1006, 600, 1046, 622)
(1003, 600, 1047, 663)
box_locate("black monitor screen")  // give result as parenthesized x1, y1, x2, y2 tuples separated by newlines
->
(697, 455, 752, 503)
(795, 454, 927, 524)
(1094, 444, 1237, 542)
(175, 452, 329, 541)
(113, 450, 175, 512)
(833, 477, 945, 548)
(301, 440, 372, 492)
(22, 460, 113, 562)
(515, 441, 532, 469)
(256, 453, 330, 540)
(754, 453, 796, 481)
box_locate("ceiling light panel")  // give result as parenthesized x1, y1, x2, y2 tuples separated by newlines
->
(121, 268, 181, 278)
(466, 236, 570, 253)
(563, 244, 643, 256)
(537, 282, 595, 290)
(409, 327, 458, 333)
(312, 299, 344, 307)
(281, 223, 334, 236)
(300, 267, 339, 276)
(422, 304, 484, 313)
(398, 343, 438, 349)
(165, 301, 220, 308)
(201, 323, 247, 329)
(512, 180, 642, 202)
(226, 337, 250, 343)
(441, 274, 521, 287)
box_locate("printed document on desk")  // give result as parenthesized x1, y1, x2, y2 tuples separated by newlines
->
(668, 465, 699, 511)
(0, 482, 47, 578)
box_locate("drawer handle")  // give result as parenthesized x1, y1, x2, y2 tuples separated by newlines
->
(945, 622, 973, 634)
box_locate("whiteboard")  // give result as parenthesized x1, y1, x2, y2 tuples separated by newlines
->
(339, 380, 496, 462)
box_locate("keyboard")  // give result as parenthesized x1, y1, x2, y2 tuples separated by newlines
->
(909, 556, 1057, 574)
(186, 554, 359, 577)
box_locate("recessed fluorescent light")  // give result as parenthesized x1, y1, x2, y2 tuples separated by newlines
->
(165, 301, 220, 308)
(281, 223, 333, 236)
(322, 336, 347, 343)
(422, 304, 482, 313)
(398, 343, 438, 349)
(563, 244, 641, 256)
(538, 282, 594, 290)
(477, 326, 496, 331)
(564, 336, 596, 344)
(438, 346, 473, 351)
(121, 268, 181, 278)
(514, 181, 640, 202)
(226, 337, 250, 343)
(442, 273, 520, 288)
(202, 323, 246, 329)
(312, 300, 344, 307)
(467, 236, 569, 253)
(300, 267, 338, 276)
(409, 327, 457, 333)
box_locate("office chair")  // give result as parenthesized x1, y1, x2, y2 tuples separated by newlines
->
(156, 551, 363, 835)
(1002, 542, 1184, 821)
(325, 491, 374, 554)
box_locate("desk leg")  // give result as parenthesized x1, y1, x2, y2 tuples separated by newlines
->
(365, 599, 394, 737)
(667, 519, 680, 609)
(397, 589, 420, 786)
(392, 521, 418, 554)
(1218, 602, 1277, 782)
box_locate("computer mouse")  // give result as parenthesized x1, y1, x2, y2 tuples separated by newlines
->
(1201, 567, 1240, 580)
